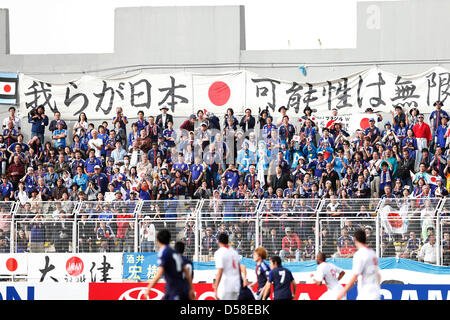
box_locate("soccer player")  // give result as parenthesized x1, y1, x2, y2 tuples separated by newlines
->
(144, 230, 195, 300)
(174, 241, 194, 282)
(262, 256, 296, 300)
(337, 229, 381, 300)
(213, 232, 241, 300)
(249, 247, 270, 300)
(310, 252, 346, 300)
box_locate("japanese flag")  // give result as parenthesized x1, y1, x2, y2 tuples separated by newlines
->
(348, 113, 378, 134)
(0, 73, 18, 104)
(380, 205, 408, 234)
(425, 175, 439, 186)
(0, 81, 15, 95)
(192, 72, 246, 115)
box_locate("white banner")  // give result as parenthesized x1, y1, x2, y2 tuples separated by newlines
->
(18, 66, 450, 120)
(26, 253, 123, 283)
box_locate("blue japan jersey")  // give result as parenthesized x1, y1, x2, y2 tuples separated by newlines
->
(256, 261, 270, 293)
(158, 246, 188, 299)
(268, 266, 294, 300)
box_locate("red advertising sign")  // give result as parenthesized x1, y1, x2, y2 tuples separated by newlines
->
(88, 283, 329, 300)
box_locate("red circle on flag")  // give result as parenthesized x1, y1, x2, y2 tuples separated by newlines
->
(6, 258, 18, 272)
(360, 118, 370, 130)
(66, 256, 84, 277)
(431, 177, 437, 183)
(3, 85, 11, 93)
(208, 81, 230, 106)
(387, 212, 403, 228)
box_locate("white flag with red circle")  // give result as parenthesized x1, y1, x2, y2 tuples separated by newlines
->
(0, 254, 27, 275)
(380, 205, 408, 234)
(192, 72, 246, 115)
(348, 113, 379, 134)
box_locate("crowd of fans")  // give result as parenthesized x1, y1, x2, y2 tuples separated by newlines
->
(0, 101, 449, 264)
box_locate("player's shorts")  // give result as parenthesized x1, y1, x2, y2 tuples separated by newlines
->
(318, 289, 346, 300)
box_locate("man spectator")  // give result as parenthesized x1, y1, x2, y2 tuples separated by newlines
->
(239, 108, 256, 134)
(111, 141, 127, 166)
(92, 165, 109, 194)
(84, 149, 103, 178)
(156, 106, 173, 130)
(269, 166, 289, 191)
(135, 110, 149, 132)
(180, 114, 197, 135)
(3, 106, 21, 133)
(412, 114, 432, 166)
(279, 227, 302, 262)
(396, 148, 415, 189)
(112, 107, 128, 137)
(48, 111, 68, 132)
(403, 231, 422, 260)
(147, 142, 164, 168)
(365, 118, 380, 147)
(88, 130, 103, 158)
(144, 116, 160, 145)
(0, 175, 14, 200)
(7, 156, 25, 189)
(418, 235, 436, 264)
(3, 120, 18, 148)
(134, 129, 152, 154)
(52, 121, 67, 149)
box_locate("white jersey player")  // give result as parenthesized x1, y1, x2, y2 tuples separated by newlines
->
(213, 232, 241, 300)
(337, 229, 381, 300)
(311, 252, 346, 300)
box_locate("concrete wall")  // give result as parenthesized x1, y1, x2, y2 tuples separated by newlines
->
(0, 0, 448, 140)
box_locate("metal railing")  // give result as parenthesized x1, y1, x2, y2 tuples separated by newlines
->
(0, 198, 448, 266)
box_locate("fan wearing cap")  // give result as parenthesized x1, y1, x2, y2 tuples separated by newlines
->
(430, 100, 449, 133)
(91, 165, 109, 194)
(364, 117, 381, 146)
(412, 113, 432, 166)
(279, 227, 302, 262)
(196, 120, 211, 151)
(156, 106, 173, 130)
(51, 121, 67, 149)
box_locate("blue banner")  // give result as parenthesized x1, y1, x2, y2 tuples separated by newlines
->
(122, 253, 159, 281)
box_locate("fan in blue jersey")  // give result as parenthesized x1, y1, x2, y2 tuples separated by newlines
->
(174, 241, 194, 282)
(249, 247, 270, 300)
(144, 229, 195, 300)
(262, 256, 296, 300)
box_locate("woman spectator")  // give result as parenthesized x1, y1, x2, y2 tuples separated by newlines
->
(73, 112, 89, 137)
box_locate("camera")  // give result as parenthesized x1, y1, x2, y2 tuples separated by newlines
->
(28, 109, 37, 118)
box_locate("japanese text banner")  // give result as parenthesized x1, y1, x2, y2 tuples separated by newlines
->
(18, 67, 450, 120)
